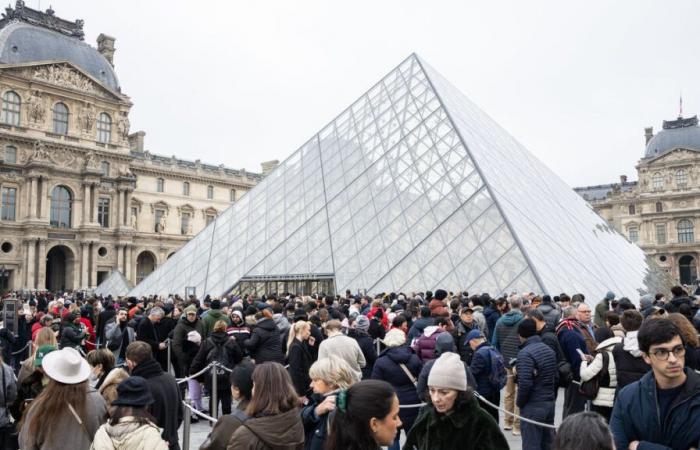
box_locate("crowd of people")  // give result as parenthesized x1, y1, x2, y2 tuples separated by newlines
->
(0, 284, 699, 449)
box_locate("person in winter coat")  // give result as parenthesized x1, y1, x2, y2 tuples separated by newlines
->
(579, 336, 621, 421)
(105, 308, 136, 365)
(536, 295, 560, 329)
(0, 354, 17, 448)
(227, 310, 251, 354)
(273, 306, 291, 345)
(301, 356, 356, 450)
(515, 319, 557, 450)
(610, 318, 700, 450)
(483, 298, 505, 338)
(86, 348, 129, 407)
(467, 330, 501, 423)
(404, 352, 509, 450)
(126, 341, 183, 450)
(556, 306, 590, 418)
(367, 308, 387, 341)
(594, 291, 614, 328)
(412, 317, 449, 363)
(348, 315, 377, 379)
(228, 362, 304, 450)
(79, 308, 96, 352)
(136, 307, 166, 363)
(59, 312, 86, 350)
(490, 297, 524, 434)
(453, 308, 480, 365)
(527, 309, 569, 394)
(19, 347, 108, 450)
(286, 321, 313, 398)
(190, 320, 243, 417)
(416, 332, 477, 401)
(172, 306, 205, 412)
(202, 300, 231, 338)
(612, 310, 649, 391)
(663, 285, 692, 314)
(370, 329, 421, 450)
(407, 306, 434, 342)
(91, 376, 169, 450)
(317, 320, 366, 380)
(244, 309, 285, 364)
(638, 294, 656, 319)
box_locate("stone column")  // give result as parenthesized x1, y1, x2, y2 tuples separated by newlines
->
(89, 184, 95, 223)
(116, 245, 124, 274)
(90, 243, 98, 288)
(124, 244, 132, 284)
(37, 239, 47, 290)
(82, 184, 90, 226)
(116, 189, 123, 228)
(124, 190, 132, 226)
(26, 239, 35, 289)
(39, 177, 49, 221)
(81, 242, 89, 289)
(28, 177, 37, 219)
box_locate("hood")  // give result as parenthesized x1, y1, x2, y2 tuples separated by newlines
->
(385, 345, 413, 364)
(210, 330, 230, 345)
(273, 314, 291, 332)
(413, 317, 433, 329)
(256, 318, 278, 332)
(422, 325, 443, 337)
(103, 419, 162, 446)
(538, 304, 554, 314)
(501, 310, 523, 326)
(208, 310, 226, 321)
(623, 330, 642, 357)
(595, 336, 622, 351)
(244, 408, 304, 447)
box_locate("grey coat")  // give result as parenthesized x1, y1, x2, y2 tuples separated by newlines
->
(104, 319, 136, 358)
(0, 362, 17, 427)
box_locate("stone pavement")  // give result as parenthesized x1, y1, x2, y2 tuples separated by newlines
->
(178, 388, 567, 450)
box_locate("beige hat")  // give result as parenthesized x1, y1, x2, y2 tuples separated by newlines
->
(41, 347, 91, 384)
(428, 352, 467, 391)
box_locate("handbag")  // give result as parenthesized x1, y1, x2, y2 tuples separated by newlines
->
(0, 363, 19, 450)
(578, 351, 609, 400)
(399, 363, 418, 387)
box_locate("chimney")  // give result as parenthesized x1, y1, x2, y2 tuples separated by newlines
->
(644, 126, 654, 144)
(261, 160, 280, 175)
(128, 131, 146, 152)
(620, 175, 628, 184)
(97, 34, 116, 66)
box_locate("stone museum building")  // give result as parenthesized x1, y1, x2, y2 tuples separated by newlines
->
(575, 114, 700, 285)
(0, 2, 268, 292)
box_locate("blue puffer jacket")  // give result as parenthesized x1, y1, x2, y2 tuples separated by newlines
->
(371, 345, 423, 430)
(469, 341, 498, 397)
(610, 368, 700, 450)
(515, 335, 557, 408)
(483, 306, 501, 339)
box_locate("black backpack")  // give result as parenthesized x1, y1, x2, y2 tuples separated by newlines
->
(205, 338, 232, 384)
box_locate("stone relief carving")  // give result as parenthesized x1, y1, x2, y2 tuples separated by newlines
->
(79, 103, 96, 133)
(49, 149, 78, 168)
(29, 65, 97, 94)
(83, 150, 100, 170)
(26, 90, 46, 124)
(117, 112, 130, 139)
(28, 140, 50, 162)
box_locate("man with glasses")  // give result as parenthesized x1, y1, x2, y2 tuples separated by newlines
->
(610, 318, 700, 450)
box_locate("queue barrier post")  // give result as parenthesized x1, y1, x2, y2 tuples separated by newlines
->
(211, 362, 218, 421)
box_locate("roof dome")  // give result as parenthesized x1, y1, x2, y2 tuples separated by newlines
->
(645, 116, 700, 158)
(0, 21, 120, 91)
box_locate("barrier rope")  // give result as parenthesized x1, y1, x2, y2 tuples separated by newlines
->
(176, 362, 217, 384)
(11, 341, 31, 355)
(182, 401, 216, 423)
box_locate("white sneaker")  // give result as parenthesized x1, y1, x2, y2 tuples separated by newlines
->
(512, 429, 521, 436)
(503, 425, 513, 430)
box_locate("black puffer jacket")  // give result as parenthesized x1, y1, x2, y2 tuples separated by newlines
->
(348, 329, 376, 379)
(190, 330, 243, 389)
(536, 303, 560, 328)
(171, 316, 205, 377)
(515, 335, 557, 408)
(244, 318, 285, 364)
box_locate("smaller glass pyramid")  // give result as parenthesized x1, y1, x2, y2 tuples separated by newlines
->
(94, 270, 133, 297)
(129, 54, 656, 300)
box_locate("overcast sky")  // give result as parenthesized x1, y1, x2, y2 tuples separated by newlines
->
(43, 0, 700, 187)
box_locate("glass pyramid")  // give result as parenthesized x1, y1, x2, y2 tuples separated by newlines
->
(129, 54, 655, 300)
(94, 270, 133, 298)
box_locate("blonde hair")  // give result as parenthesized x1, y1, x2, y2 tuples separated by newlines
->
(34, 327, 57, 349)
(309, 355, 357, 389)
(213, 320, 227, 333)
(286, 321, 310, 356)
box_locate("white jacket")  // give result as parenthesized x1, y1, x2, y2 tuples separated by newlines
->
(90, 418, 168, 450)
(580, 336, 622, 407)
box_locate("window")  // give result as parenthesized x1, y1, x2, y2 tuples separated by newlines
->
(676, 169, 688, 187)
(4, 146, 16, 164)
(96, 112, 111, 143)
(655, 202, 663, 213)
(207, 185, 214, 200)
(1, 91, 20, 126)
(677, 219, 694, 243)
(181, 212, 191, 234)
(628, 224, 639, 243)
(154, 209, 166, 232)
(1, 187, 16, 221)
(183, 182, 190, 196)
(97, 198, 110, 228)
(230, 189, 236, 202)
(206, 214, 215, 225)
(50, 185, 72, 228)
(656, 223, 667, 245)
(52, 102, 69, 134)
(156, 178, 164, 193)
(628, 204, 636, 215)
(652, 172, 664, 190)
(100, 161, 110, 177)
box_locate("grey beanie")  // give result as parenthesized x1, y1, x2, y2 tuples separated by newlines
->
(354, 315, 370, 331)
(639, 294, 653, 309)
(605, 291, 615, 301)
(428, 353, 466, 391)
(435, 332, 455, 356)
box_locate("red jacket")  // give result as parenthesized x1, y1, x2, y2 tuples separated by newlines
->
(79, 317, 96, 351)
(367, 306, 388, 329)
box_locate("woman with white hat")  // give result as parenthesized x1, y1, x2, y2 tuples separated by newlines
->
(18, 347, 108, 450)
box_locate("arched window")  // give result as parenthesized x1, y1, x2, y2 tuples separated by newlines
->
(96, 113, 111, 143)
(652, 172, 664, 190)
(676, 169, 688, 187)
(1, 91, 20, 126)
(628, 224, 639, 243)
(655, 202, 663, 213)
(628, 204, 636, 215)
(183, 181, 190, 196)
(52, 102, 69, 134)
(156, 178, 164, 193)
(50, 186, 72, 228)
(207, 185, 214, 199)
(677, 219, 694, 243)
(100, 161, 110, 177)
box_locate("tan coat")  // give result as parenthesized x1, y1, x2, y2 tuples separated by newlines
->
(98, 368, 129, 407)
(90, 417, 169, 450)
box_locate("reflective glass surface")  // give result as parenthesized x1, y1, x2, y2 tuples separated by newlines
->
(94, 270, 133, 297)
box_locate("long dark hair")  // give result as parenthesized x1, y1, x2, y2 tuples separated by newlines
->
(325, 379, 396, 450)
(245, 362, 299, 417)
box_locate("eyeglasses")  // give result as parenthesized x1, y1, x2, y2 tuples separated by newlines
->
(649, 345, 685, 361)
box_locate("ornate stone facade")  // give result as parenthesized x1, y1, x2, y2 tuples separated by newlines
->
(575, 115, 700, 285)
(0, 4, 269, 292)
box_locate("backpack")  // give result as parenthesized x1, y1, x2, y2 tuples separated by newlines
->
(578, 351, 609, 400)
(486, 347, 508, 390)
(205, 338, 232, 384)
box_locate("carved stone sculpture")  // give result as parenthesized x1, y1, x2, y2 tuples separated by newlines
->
(83, 150, 100, 170)
(130, 213, 137, 228)
(28, 140, 50, 162)
(117, 112, 130, 139)
(31, 65, 96, 93)
(26, 90, 45, 123)
(79, 104, 96, 133)
(158, 215, 166, 233)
